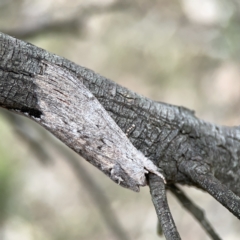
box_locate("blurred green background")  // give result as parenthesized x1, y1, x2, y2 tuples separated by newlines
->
(0, 0, 240, 239)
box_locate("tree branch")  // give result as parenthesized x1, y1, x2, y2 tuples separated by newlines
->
(179, 160, 240, 219)
(1, 31, 240, 238)
(149, 173, 181, 240)
(2, 1, 129, 39)
(1, 31, 238, 195)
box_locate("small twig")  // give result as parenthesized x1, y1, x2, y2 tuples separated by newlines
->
(149, 173, 181, 240)
(180, 161, 240, 220)
(2, 1, 129, 39)
(168, 184, 222, 240)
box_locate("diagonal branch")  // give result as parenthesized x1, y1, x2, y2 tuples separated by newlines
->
(149, 173, 181, 240)
(1, 31, 240, 196)
(1, 31, 240, 238)
(2, 1, 130, 39)
(179, 160, 240, 220)
(168, 184, 222, 240)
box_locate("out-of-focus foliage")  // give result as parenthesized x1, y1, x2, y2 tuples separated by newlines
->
(0, 0, 240, 239)
(0, 115, 21, 235)
(0, 139, 15, 224)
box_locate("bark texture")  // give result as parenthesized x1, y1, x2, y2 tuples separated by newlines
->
(149, 174, 181, 240)
(0, 34, 164, 191)
(0, 32, 240, 238)
(1, 32, 239, 193)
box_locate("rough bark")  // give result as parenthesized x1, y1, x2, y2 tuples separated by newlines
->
(0, 35, 165, 191)
(0, 32, 240, 238)
(1, 32, 239, 193)
(149, 174, 181, 240)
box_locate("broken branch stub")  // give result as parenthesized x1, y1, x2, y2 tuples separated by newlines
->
(31, 62, 164, 191)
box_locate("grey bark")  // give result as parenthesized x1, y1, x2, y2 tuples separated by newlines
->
(149, 174, 181, 240)
(0, 32, 240, 238)
(1, 32, 239, 192)
(0, 44, 165, 191)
